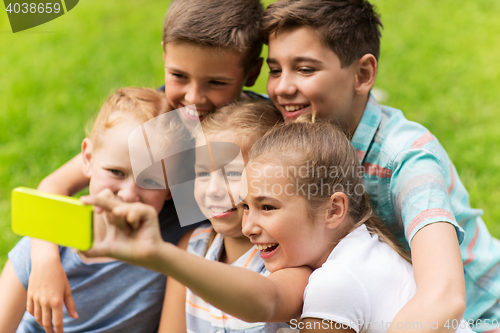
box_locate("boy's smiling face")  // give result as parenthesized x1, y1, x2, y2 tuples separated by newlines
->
(83, 119, 168, 215)
(163, 42, 250, 129)
(266, 26, 362, 127)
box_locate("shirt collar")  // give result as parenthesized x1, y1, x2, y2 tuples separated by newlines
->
(350, 93, 382, 163)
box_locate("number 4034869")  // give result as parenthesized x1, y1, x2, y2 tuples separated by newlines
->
(6, 2, 61, 14)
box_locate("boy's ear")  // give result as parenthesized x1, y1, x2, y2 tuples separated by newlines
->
(354, 54, 377, 96)
(162, 41, 166, 63)
(244, 57, 263, 87)
(81, 138, 93, 178)
(323, 192, 349, 229)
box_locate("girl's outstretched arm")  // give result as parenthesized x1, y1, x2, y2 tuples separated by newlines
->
(38, 153, 90, 196)
(158, 230, 192, 333)
(82, 189, 312, 323)
(0, 260, 28, 333)
(387, 222, 465, 333)
(27, 154, 87, 332)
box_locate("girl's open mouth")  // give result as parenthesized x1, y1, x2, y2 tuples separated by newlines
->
(256, 243, 279, 259)
(209, 206, 237, 218)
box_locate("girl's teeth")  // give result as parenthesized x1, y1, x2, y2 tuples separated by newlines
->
(283, 105, 307, 112)
(255, 244, 278, 251)
(210, 207, 232, 213)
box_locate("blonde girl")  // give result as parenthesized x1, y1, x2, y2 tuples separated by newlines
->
(159, 99, 294, 332)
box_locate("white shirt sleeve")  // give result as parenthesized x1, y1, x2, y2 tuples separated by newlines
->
(301, 262, 371, 333)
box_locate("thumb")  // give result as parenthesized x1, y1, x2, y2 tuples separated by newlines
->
(64, 287, 78, 319)
(82, 242, 109, 258)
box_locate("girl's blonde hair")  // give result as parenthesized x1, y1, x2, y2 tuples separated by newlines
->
(201, 99, 283, 150)
(86, 87, 169, 148)
(249, 115, 411, 263)
(199, 99, 283, 250)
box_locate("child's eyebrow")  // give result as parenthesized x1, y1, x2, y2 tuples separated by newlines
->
(267, 58, 279, 65)
(267, 57, 322, 65)
(165, 66, 235, 82)
(194, 163, 210, 169)
(294, 56, 322, 64)
(165, 65, 185, 73)
(254, 196, 280, 205)
(207, 75, 236, 82)
(101, 163, 124, 170)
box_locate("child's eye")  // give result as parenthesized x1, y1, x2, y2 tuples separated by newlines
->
(268, 68, 281, 76)
(227, 171, 242, 177)
(242, 203, 249, 210)
(298, 67, 315, 75)
(109, 169, 124, 177)
(172, 73, 187, 79)
(142, 178, 163, 188)
(262, 205, 275, 211)
(196, 171, 210, 178)
(209, 80, 227, 86)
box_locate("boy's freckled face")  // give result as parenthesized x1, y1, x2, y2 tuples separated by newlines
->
(88, 120, 168, 214)
(266, 27, 358, 124)
(163, 42, 248, 129)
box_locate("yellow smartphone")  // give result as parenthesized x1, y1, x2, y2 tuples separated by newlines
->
(11, 187, 93, 251)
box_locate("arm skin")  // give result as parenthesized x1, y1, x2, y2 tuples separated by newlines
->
(82, 189, 312, 323)
(37, 153, 90, 196)
(28, 153, 87, 332)
(0, 260, 28, 333)
(387, 222, 465, 333)
(157, 230, 192, 333)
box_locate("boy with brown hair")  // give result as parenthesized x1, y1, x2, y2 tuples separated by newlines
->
(26, 1, 265, 332)
(260, 0, 500, 332)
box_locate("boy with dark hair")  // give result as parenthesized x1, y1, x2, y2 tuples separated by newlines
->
(25, 1, 266, 332)
(160, 0, 265, 130)
(163, 0, 263, 73)
(260, 0, 500, 331)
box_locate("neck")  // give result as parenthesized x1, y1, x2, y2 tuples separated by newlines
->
(310, 223, 352, 270)
(345, 93, 369, 137)
(219, 235, 254, 265)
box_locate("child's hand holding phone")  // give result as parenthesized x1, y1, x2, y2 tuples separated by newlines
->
(80, 189, 164, 267)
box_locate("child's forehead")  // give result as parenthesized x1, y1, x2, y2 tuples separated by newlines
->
(165, 42, 245, 69)
(268, 26, 337, 60)
(95, 118, 139, 148)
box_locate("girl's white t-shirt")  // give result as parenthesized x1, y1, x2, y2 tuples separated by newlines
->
(301, 224, 473, 333)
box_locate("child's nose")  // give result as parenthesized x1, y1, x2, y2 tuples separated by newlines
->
(117, 183, 140, 203)
(241, 210, 261, 238)
(206, 171, 227, 199)
(274, 72, 297, 97)
(185, 83, 207, 105)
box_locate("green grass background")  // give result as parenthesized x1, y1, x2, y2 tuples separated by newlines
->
(1, 0, 499, 269)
